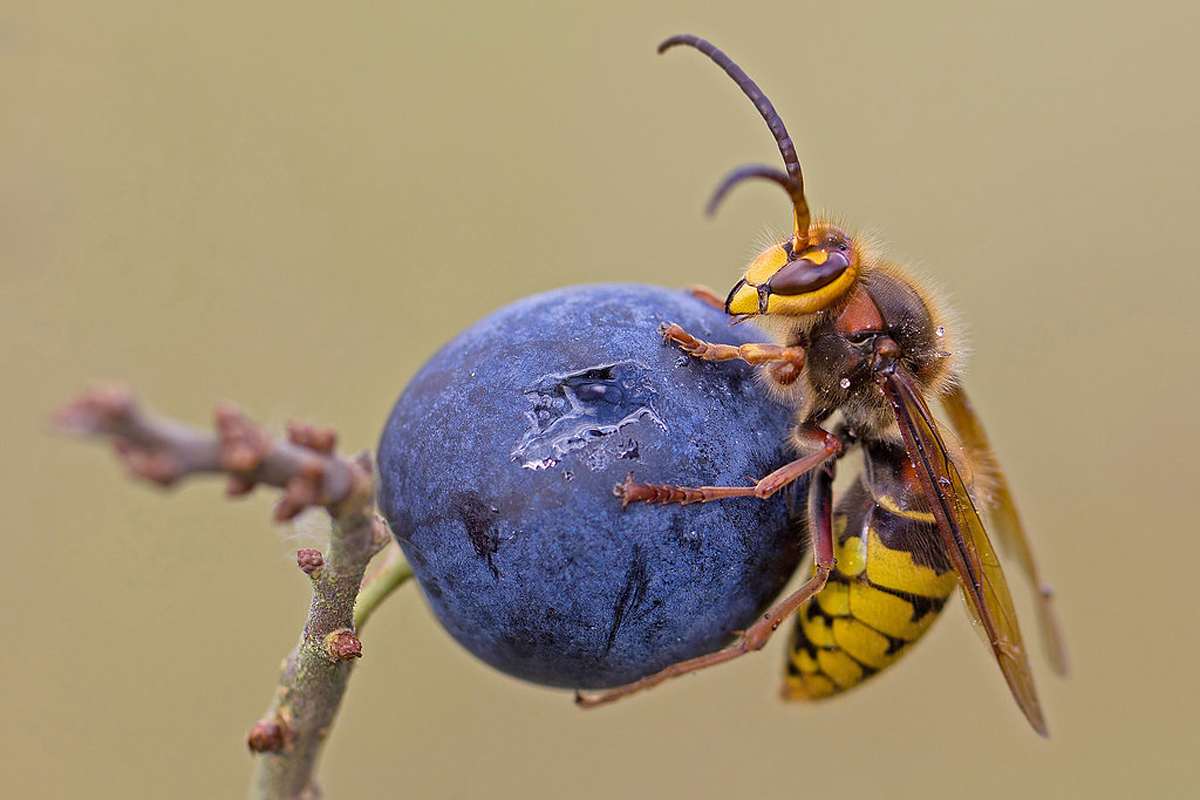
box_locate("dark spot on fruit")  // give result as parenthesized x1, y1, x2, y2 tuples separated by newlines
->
(604, 544, 649, 657)
(451, 490, 501, 579)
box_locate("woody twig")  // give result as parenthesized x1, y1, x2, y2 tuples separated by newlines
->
(54, 386, 411, 800)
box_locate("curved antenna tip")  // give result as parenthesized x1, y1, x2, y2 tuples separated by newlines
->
(703, 164, 811, 242)
(703, 187, 728, 218)
(649, 34, 805, 191)
(657, 34, 693, 55)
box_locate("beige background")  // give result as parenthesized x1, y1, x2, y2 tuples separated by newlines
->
(4, 1, 1199, 798)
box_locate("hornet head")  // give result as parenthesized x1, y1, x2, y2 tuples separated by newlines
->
(659, 34, 862, 318)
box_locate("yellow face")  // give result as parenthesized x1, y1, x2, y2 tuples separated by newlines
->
(725, 225, 861, 316)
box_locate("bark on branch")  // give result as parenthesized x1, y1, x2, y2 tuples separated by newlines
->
(55, 386, 411, 800)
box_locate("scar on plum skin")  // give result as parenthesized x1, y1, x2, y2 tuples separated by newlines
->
(451, 490, 501, 579)
(511, 361, 664, 472)
(603, 545, 649, 657)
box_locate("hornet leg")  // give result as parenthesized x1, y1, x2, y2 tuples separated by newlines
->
(615, 425, 841, 507)
(578, 460, 837, 708)
(660, 322, 806, 385)
(685, 284, 727, 310)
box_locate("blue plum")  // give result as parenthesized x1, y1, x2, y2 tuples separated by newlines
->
(377, 284, 808, 688)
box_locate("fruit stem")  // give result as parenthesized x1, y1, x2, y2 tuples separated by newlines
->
(354, 542, 414, 632)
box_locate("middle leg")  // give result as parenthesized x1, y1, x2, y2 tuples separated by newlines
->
(579, 460, 838, 708)
(615, 424, 842, 508)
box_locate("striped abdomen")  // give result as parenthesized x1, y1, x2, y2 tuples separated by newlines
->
(784, 478, 957, 700)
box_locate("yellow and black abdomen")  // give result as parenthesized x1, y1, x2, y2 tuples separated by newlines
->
(783, 478, 958, 700)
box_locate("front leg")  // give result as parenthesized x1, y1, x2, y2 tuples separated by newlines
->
(615, 425, 842, 507)
(684, 284, 727, 310)
(661, 322, 806, 385)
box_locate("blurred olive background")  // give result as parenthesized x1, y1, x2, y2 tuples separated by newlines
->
(4, 1, 1199, 798)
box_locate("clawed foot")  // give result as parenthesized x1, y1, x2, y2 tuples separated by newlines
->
(659, 321, 703, 355)
(613, 473, 672, 508)
(573, 683, 659, 708)
(574, 678, 656, 709)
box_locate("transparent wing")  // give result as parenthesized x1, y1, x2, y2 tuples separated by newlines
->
(941, 383, 1069, 675)
(882, 368, 1048, 736)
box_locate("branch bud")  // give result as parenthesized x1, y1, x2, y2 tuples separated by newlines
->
(296, 548, 324, 578)
(324, 629, 363, 662)
(247, 718, 288, 754)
